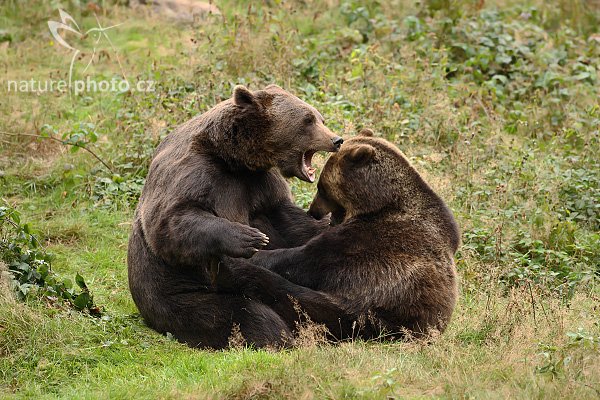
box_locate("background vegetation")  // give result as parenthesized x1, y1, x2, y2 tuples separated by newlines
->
(1, 0, 599, 398)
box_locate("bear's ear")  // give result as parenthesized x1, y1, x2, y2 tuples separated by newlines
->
(358, 128, 374, 137)
(233, 85, 255, 107)
(345, 144, 376, 166)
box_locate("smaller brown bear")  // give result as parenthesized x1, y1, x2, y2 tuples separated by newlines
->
(218, 130, 460, 340)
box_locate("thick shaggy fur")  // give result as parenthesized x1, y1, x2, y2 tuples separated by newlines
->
(218, 132, 460, 341)
(127, 85, 343, 349)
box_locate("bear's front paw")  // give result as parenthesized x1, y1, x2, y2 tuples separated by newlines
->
(229, 225, 269, 258)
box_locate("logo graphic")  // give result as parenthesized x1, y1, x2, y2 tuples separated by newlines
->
(48, 9, 123, 88)
(6, 9, 154, 95)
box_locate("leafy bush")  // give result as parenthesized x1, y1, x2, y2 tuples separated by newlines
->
(503, 232, 595, 298)
(463, 227, 597, 299)
(401, 4, 598, 135)
(340, 0, 381, 42)
(537, 327, 600, 377)
(0, 204, 101, 315)
(559, 162, 600, 230)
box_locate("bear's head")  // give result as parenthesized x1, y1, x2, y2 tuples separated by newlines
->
(226, 84, 343, 182)
(308, 129, 434, 224)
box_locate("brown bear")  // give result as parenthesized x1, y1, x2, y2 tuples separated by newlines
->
(127, 84, 344, 349)
(217, 130, 460, 340)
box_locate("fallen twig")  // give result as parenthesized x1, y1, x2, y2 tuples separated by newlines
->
(0, 131, 113, 173)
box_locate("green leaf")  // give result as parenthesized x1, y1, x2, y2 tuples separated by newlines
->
(573, 72, 590, 81)
(88, 131, 98, 143)
(491, 74, 508, 85)
(11, 211, 21, 225)
(63, 278, 73, 289)
(73, 292, 91, 310)
(75, 273, 87, 289)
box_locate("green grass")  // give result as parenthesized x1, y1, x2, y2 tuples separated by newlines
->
(1, 0, 599, 398)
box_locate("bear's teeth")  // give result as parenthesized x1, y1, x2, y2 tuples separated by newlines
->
(303, 154, 310, 166)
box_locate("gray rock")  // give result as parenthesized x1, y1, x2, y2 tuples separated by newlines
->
(130, 0, 220, 23)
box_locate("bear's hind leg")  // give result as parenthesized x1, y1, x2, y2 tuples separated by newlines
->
(158, 293, 291, 350)
(236, 300, 293, 348)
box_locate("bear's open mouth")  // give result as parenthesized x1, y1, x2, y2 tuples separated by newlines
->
(301, 150, 317, 182)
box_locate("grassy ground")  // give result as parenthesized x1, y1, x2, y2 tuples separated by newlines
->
(1, 0, 599, 398)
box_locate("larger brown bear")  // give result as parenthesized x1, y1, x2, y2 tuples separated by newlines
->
(217, 130, 460, 340)
(127, 84, 344, 349)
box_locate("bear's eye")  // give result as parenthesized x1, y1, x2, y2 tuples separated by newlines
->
(303, 114, 316, 125)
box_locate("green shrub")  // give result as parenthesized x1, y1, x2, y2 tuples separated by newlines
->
(0, 204, 101, 315)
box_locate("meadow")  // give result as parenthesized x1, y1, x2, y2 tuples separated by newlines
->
(1, 0, 599, 398)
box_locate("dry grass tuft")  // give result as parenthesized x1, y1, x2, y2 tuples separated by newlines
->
(290, 297, 329, 349)
(227, 323, 246, 350)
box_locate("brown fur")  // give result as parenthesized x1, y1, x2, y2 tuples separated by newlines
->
(218, 132, 460, 340)
(127, 84, 343, 349)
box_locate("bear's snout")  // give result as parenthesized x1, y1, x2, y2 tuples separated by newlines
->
(332, 136, 344, 150)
